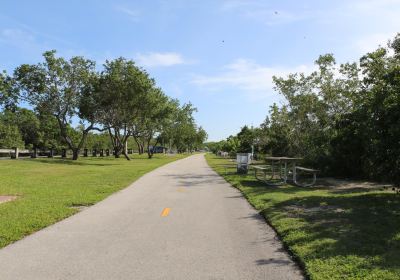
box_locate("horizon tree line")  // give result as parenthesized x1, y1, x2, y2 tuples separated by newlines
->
(207, 33, 400, 186)
(0, 50, 207, 160)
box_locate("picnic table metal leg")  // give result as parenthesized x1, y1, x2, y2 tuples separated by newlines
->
(293, 168, 317, 187)
(282, 161, 288, 183)
(271, 161, 275, 179)
(255, 168, 261, 181)
(292, 162, 296, 182)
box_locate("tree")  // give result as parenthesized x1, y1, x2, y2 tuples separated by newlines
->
(85, 132, 112, 150)
(204, 141, 222, 154)
(0, 122, 24, 148)
(260, 104, 293, 156)
(167, 103, 198, 153)
(36, 110, 63, 150)
(14, 50, 99, 160)
(270, 53, 360, 170)
(94, 58, 153, 160)
(236, 125, 256, 153)
(0, 71, 17, 110)
(194, 126, 208, 150)
(256, 33, 400, 184)
(0, 108, 41, 149)
(222, 135, 240, 155)
(133, 89, 178, 158)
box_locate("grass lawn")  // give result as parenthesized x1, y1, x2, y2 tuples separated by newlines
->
(206, 154, 400, 280)
(0, 154, 187, 249)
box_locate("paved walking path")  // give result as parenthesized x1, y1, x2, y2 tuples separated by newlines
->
(0, 154, 302, 279)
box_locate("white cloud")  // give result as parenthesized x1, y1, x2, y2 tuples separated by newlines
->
(114, 5, 141, 21)
(1, 28, 34, 43)
(343, 0, 400, 55)
(192, 59, 313, 101)
(0, 28, 44, 53)
(350, 0, 400, 12)
(135, 52, 187, 67)
(354, 32, 397, 54)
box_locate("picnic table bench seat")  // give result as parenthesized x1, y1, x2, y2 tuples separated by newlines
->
(294, 166, 319, 187)
(295, 166, 318, 172)
(220, 164, 236, 174)
(250, 165, 285, 185)
(250, 162, 319, 187)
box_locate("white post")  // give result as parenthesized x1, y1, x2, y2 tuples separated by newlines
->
(13, 147, 19, 159)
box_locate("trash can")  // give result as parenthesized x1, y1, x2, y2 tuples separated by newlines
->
(236, 153, 252, 174)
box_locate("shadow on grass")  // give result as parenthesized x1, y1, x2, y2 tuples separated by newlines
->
(327, 187, 384, 194)
(34, 158, 124, 166)
(207, 156, 400, 276)
(238, 178, 326, 196)
(225, 170, 400, 273)
(265, 192, 400, 271)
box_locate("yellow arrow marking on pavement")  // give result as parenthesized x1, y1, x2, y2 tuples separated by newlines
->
(161, 208, 170, 217)
(177, 187, 186, 192)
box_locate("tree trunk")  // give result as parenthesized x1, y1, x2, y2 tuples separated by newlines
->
(123, 138, 131, 160)
(133, 136, 143, 154)
(114, 147, 120, 158)
(123, 150, 131, 160)
(72, 148, 79, 160)
(147, 139, 154, 159)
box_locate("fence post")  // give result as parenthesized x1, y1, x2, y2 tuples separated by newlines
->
(12, 147, 19, 159)
(61, 149, 66, 158)
(100, 149, 104, 157)
(92, 149, 97, 157)
(83, 149, 88, 157)
(106, 149, 110, 156)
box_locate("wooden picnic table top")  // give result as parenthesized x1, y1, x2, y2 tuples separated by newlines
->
(265, 157, 303, 162)
(251, 165, 268, 169)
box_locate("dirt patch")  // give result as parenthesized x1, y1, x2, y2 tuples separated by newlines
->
(284, 204, 346, 218)
(70, 205, 89, 212)
(70, 205, 88, 211)
(316, 177, 391, 192)
(69, 203, 93, 211)
(0, 195, 18, 204)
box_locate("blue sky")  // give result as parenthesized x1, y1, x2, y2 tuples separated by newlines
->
(1, 0, 399, 141)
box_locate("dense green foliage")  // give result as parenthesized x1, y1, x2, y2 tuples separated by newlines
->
(0, 51, 207, 158)
(205, 125, 258, 155)
(208, 34, 400, 184)
(206, 154, 400, 280)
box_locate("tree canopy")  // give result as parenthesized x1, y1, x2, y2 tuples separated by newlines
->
(0, 50, 207, 159)
(208, 33, 400, 186)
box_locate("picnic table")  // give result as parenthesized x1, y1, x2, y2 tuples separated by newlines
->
(251, 157, 318, 187)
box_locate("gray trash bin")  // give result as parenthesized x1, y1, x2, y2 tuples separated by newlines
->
(236, 153, 252, 174)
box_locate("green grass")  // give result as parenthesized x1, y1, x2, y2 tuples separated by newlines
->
(206, 154, 400, 280)
(0, 154, 187, 249)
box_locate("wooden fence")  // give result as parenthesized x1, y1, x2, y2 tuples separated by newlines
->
(0, 148, 136, 159)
